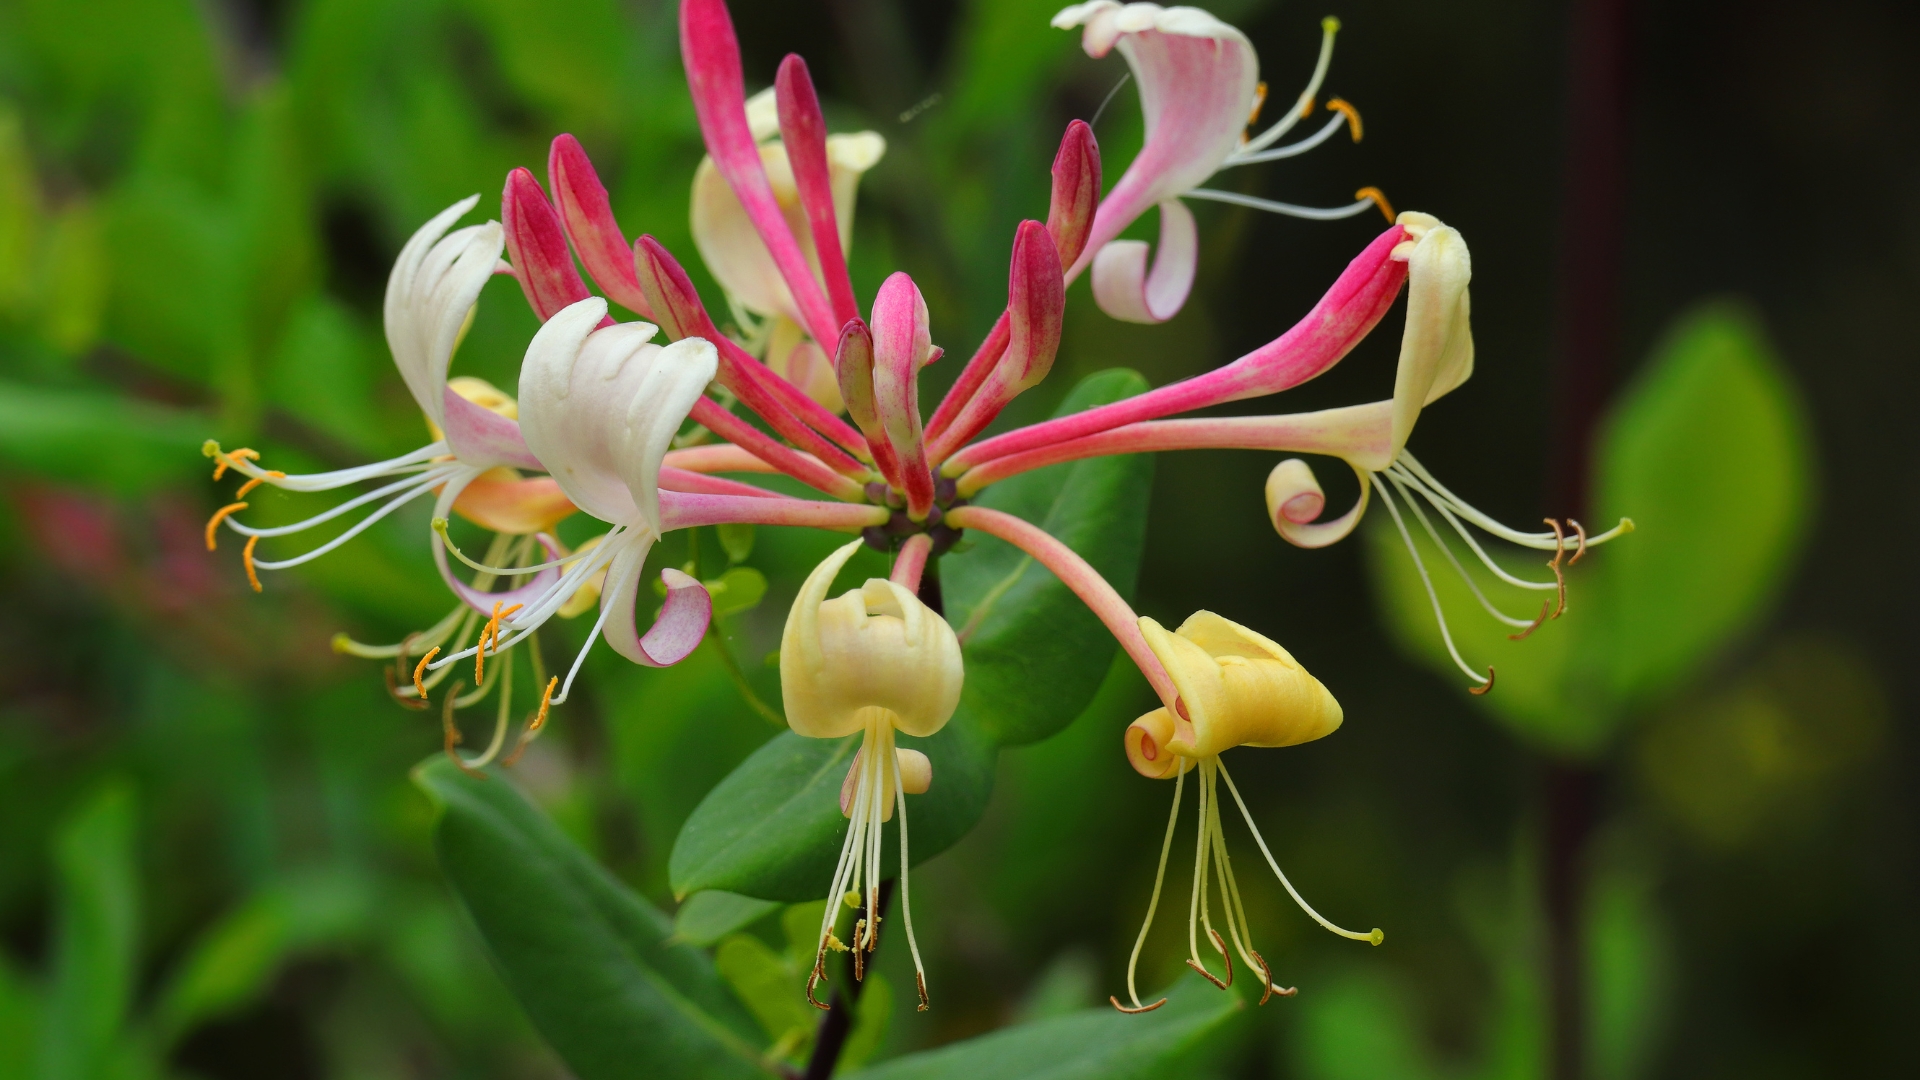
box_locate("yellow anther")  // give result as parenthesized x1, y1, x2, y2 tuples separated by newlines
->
(234, 471, 284, 498)
(530, 675, 557, 734)
(204, 502, 247, 551)
(1326, 97, 1363, 142)
(474, 602, 524, 684)
(242, 535, 262, 593)
(211, 447, 259, 481)
(414, 647, 440, 701)
(1355, 186, 1395, 223)
(1246, 81, 1269, 128)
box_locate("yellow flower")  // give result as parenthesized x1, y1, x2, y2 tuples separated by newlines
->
(1112, 611, 1380, 1014)
(780, 539, 961, 1013)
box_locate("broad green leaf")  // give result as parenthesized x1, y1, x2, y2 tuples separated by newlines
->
(717, 522, 756, 565)
(708, 566, 770, 617)
(413, 756, 771, 1080)
(0, 954, 39, 1080)
(39, 782, 138, 1080)
(715, 934, 815, 1050)
(943, 367, 1154, 746)
(669, 720, 996, 902)
(1590, 301, 1811, 707)
(842, 974, 1240, 1080)
(674, 892, 782, 948)
(0, 380, 207, 494)
(150, 866, 374, 1047)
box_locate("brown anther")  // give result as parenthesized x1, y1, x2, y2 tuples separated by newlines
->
(1186, 958, 1230, 990)
(413, 648, 440, 701)
(1208, 928, 1234, 987)
(205, 502, 247, 551)
(234, 470, 285, 498)
(1250, 949, 1277, 1006)
(853, 920, 867, 981)
(806, 952, 832, 1011)
(1569, 519, 1589, 564)
(1356, 186, 1395, 223)
(242, 535, 262, 593)
(500, 676, 559, 768)
(915, 971, 930, 1013)
(442, 681, 484, 778)
(1543, 519, 1568, 618)
(1469, 666, 1496, 696)
(1326, 97, 1364, 142)
(212, 447, 259, 481)
(1110, 996, 1169, 1014)
(1507, 600, 1553, 641)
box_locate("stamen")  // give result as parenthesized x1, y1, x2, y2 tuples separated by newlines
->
(1507, 602, 1553, 641)
(1326, 97, 1364, 141)
(1186, 958, 1230, 990)
(1374, 477, 1491, 689)
(806, 956, 831, 1011)
(1217, 760, 1383, 945)
(234, 471, 285, 498)
(891, 743, 931, 1012)
(1186, 187, 1384, 222)
(1543, 518, 1568, 618)
(414, 648, 441, 701)
(1239, 16, 1339, 154)
(441, 681, 485, 779)
(1569, 520, 1589, 564)
(382, 664, 432, 711)
(205, 502, 247, 551)
(1110, 996, 1168, 1014)
(1388, 465, 1560, 593)
(242, 536, 262, 593)
(1388, 473, 1542, 629)
(209, 446, 259, 481)
(1246, 81, 1270, 129)
(1117, 760, 1187, 1012)
(474, 602, 524, 685)
(502, 676, 560, 768)
(1355, 186, 1394, 222)
(1249, 950, 1297, 1004)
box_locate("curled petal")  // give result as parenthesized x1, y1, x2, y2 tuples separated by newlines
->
(1090, 199, 1197, 325)
(385, 196, 502, 431)
(1388, 213, 1474, 456)
(602, 553, 712, 668)
(549, 134, 655, 318)
(1265, 458, 1371, 549)
(1056, 3, 1257, 284)
(1125, 708, 1185, 779)
(441, 388, 542, 470)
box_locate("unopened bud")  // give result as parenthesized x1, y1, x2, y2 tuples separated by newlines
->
(1003, 220, 1064, 392)
(548, 135, 655, 318)
(1046, 119, 1101, 269)
(835, 318, 882, 440)
(503, 168, 593, 321)
(633, 235, 712, 341)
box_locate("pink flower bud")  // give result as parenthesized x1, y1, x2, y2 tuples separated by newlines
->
(1046, 120, 1101, 270)
(502, 168, 593, 321)
(547, 134, 655, 319)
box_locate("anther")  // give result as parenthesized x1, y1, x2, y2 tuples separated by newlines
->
(1186, 958, 1229, 990)
(1250, 949, 1294, 1006)
(1326, 97, 1364, 142)
(853, 922, 866, 981)
(234, 471, 284, 498)
(382, 665, 431, 711)
(210, 447, 259, 481)
(1209, 928, 1234, 987)
(1246, 81, 1270, 129)
(915, 971, 930, 1013)
(474, 602, 524, 684)
(1569, 519, 1589, 564)
(807, 953, 832, 1011)
(501, 676, 559, 768)
(414, 647, 440, 701)
(1355, 186, 1395, 223)
(1110, 996, 1169, 1014)
(1543, 519, 1568, 618)
(1507, 600, 1553, 641)
(205, 502, 247, 550)
(1469, 665, 1496, 696)
(242, 535, 262, 593)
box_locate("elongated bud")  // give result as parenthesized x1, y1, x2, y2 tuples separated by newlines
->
(1002, 220, 1065, 392)
(548, 135, 655, 318)
(633, 235, 711, 341)
(1046, 120, 1101, 270)
(776, 54, 860, 326)
(503, 168, 592, 321)
(870, 272, 936, 517)
(835, 318, 882, 440)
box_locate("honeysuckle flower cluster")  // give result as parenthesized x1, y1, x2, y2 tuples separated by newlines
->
(202, 0, 1631, 1017)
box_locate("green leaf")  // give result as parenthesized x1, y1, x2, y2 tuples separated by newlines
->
(717, 522, 756, 565)
(715, 934, 814, 1050)
(842, 974, 1240, 1080)
(39, 782, 139, 1080)
(673, 891, 782, 948)
(413, 755, 772, 1079)
(945, 368, 1155, 746)
(670, 369, 1151, 900)
(1590, 301, 1811, 707)
(708, 566, 770, 617)
(0, 380, 207, 494)
(1288, 968, 1444, 1080)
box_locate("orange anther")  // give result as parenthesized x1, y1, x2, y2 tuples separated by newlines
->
(242, 535, 262, 593)
(474, 602, 525, 685)
(413, 647, 440, 701)
(1246, 81, 1269, 128)
(1355, 186, 1395, 223)
(235, 470, 285, 498)
(205, 502, 247, 551)
(212, 448, 259, 481)
(501, 675, 560, 768)
(1326, 97, 1364, 142)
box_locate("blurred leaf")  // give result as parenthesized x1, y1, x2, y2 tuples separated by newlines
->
(38, 201, 107, 355)
(842, 974, 1239, 1080)
(1369, 300, 1813, 755)
(0, 105, 42, 321)
(1288, 967, 1443, 1080)
(1587, 860, 1672, 1080)
(455, 0, 626, 131)
(674, 891, 781, 948)
(707, 566, 769, 617)
(842, 970, 893, 1071)
(150, 866, 375, 1047)
(1590, 301, 1811, 707)
(0, 380, 206, 493)
(39, 782, 138, 1080)
(413, 755, 769, 1079)
(717, 522, 756, 565)
(266, 294, 385, 453)
(715, 933, 813, 1052)
(943, 367, 1154, 746)
(0, 953, 39, 1080)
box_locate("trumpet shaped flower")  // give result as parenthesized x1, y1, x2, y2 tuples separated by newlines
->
(1112, 612, 1379, 1012)
(1053, 3, 1387, 323)
(783, 538, 960, 1014)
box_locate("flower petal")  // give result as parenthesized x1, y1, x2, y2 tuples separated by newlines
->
(1265, 459, 1372, 549)
(1089, 198, 1196, 324)
(1388, 214, 1474, 457)
(601, 554, 712, 668)
(384, 196, 501, 431)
